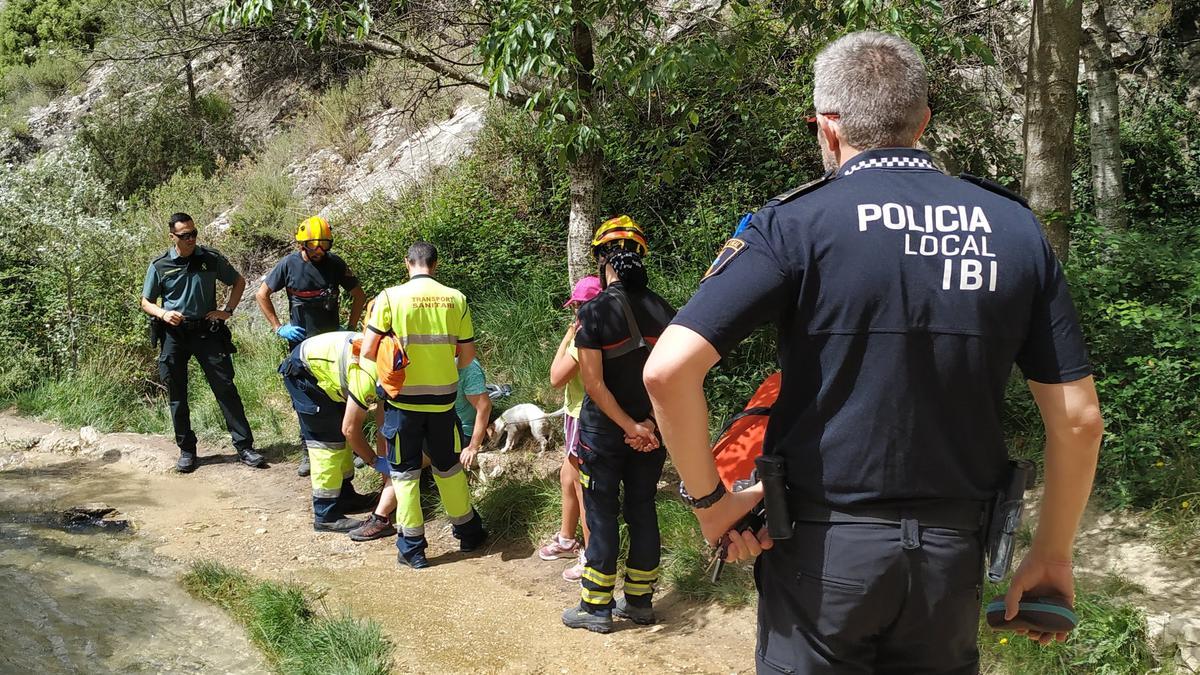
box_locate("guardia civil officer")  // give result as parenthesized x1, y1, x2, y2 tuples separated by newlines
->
(141, 213, 265, 473)
(256, 215, 366, 477)
(561, 217, 677, 634)
(645, 32, 1103, 672)
(360, 242, 487, 569)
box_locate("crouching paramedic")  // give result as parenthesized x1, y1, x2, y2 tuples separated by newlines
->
(279, 330, 385, 532)
(361, 242, 487, 569)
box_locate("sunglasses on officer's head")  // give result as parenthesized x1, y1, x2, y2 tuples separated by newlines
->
(806, 112, 840, 136)
(172, 230, 198, 241)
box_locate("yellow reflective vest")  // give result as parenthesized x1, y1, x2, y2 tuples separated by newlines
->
(297, 331, 379, 410)
(366, 275, 474, 413)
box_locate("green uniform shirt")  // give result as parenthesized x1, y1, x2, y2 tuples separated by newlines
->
(297, 331, 379, 410)
(366, 275, 474, 413)
(142, 246, 239, 318)
(454, 359, 487, 438)
(563, 341, 584, 419)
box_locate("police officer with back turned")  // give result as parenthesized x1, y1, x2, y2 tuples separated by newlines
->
(141, 213, 265, 473)
(645, 31, 1103, 673)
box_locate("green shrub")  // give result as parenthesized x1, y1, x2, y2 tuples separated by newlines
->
(0, 0, 106, 65)
(79, 80, 246, 198)
(1067, 218, 1200, 509)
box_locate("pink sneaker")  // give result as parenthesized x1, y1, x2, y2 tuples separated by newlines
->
(538, 533, 579, 561)
(563, 555, 586, 582)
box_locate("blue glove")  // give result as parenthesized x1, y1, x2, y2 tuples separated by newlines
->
(277, 324, 306, 342)
(372, 456, 391, 475)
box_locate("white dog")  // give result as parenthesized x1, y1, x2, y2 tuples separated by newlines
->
(488, 403, 565, 453)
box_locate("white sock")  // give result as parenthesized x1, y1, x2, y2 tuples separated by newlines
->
(558, 534, 576, 547)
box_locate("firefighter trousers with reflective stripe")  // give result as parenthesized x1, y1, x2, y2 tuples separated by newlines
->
(381, 406, 483, 559)
(158, 325, 253, 454)
(577, 430, 665, 613)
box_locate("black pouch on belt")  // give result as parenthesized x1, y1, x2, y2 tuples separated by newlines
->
(149, 317, 166, 349)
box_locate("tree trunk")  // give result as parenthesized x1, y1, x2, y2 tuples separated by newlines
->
(1021, 0, 1084, 260)
(1082, 0, 1126, 231)
(566, 6, 600, 286)
(567, 152, 602, 285)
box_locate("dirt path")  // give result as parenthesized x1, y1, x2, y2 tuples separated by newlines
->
(0, 413, 758, 674)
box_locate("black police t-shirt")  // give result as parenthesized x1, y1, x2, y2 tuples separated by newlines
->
(574, 283, 678, 436)
(264, 251, 360, 337)
(673, 148, 1091, 505)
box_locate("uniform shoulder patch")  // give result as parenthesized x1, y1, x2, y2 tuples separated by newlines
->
(958, 173, 1030, 209)
(766, 172, 835, 206)
(702, 238, 747, 283)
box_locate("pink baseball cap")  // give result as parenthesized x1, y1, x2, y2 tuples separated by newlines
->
(563, 275, 602, 307)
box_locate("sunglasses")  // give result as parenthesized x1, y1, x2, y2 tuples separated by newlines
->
(806, 112, 840, 136)
(172, 230, 198, 241)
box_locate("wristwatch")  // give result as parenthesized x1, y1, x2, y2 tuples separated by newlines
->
(679, 480, 727, 509)
(221, 305, 235, 315)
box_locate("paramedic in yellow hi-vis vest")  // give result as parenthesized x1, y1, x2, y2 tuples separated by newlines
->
(279, 331, 387, 531)
(361, 241, 488, 569)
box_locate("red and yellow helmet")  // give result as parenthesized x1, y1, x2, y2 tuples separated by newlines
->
(296, 216, 333, 249)
(591, 215, 648, 258)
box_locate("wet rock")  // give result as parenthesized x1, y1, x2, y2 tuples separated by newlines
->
(79, 426, 102, 447)
(1165, 616, 1200, 672)
(57, 504, 130, 532)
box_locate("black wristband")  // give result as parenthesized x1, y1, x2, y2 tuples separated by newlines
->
(679, 480, 726, 509)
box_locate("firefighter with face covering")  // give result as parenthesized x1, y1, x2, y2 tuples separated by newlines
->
(561, 216, 677, 633)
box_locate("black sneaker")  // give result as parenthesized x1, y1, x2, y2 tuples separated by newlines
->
(459, 528, 489, 553)
(614, 597, 656, 625)
(562, 605, 613, 633)
(297, 452, 310, 477)
(176, 452, 198, 474)
(238, 448, 266, 468)
(348, 515, 397, 542)
(397, 551, 430, 569)
(313, 517, 362, 533)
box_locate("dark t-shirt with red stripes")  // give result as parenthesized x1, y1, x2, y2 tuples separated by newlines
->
(574, 282, 677, 435)
(264, 251, 360, 338)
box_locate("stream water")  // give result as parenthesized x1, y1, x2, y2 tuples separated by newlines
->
(0, 455, 267, 674)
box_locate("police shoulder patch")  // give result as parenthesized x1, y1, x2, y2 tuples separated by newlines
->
(959, 173, 1030, 209)
(702, 238, 747, 283)
(766, 171, 835, 207)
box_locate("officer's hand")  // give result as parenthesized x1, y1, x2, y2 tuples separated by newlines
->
(162, 310, 184, 326)
(460, 444, 480, 469)
(697, 482, 766, 545)
(205, 310, 231, 321)
(372, 456, 391, 475)
(721, 526, 774, 563)
(1004, 554, 1075, 645)
(277, 324, 306, 342)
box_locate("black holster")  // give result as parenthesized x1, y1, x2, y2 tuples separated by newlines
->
(212, 320, 237, 354)
(149, 317, 166, 350)
(757, 454, 793, 541)
(985, 459, 1035, 582)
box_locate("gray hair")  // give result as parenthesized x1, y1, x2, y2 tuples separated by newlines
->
(813, 31, 928, 149)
